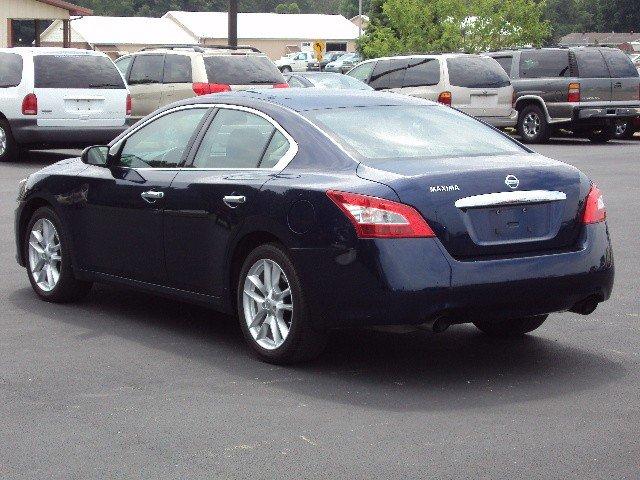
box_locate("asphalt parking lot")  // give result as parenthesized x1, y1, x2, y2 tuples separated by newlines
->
(0, 138, 638, 479)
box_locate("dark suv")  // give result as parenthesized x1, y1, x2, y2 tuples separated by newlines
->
(486, 47, 640, 143)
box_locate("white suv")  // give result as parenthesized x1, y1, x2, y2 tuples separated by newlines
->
(347, 54, 517, 128)
(0, 48, 130, 162)
(275, 51, 315, 73)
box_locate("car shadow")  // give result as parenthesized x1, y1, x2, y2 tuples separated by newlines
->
(9, 283, 624, 413)
(18, 149, 81, 167)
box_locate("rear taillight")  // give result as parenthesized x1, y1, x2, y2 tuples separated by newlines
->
(582, 185, 606, 224)
(192, 83, 231, 96)
(326, 190, 435, 239)
(126, 94, 132, 116)
(437, 91, 452, 106)
(22, 93, 37, 115)
(274, 83, 289, 89)
(568, 82, 580, 103)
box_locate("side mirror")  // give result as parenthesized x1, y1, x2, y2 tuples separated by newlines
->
(81, 145, 110, 166)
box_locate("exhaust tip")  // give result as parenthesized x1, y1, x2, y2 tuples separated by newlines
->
(570, 296, 600, 315)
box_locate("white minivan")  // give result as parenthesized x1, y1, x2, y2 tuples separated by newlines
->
(0, 48, 130, 162)
(347, 53, 517, 127)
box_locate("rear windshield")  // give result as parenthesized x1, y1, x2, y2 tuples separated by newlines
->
(601, 49, 639, 78)
(204, 55, 284, 85)
(519, 50, 570, 78)
(34, 54, 125, 89)
(0, 52, 23, 87)
(307, 105, 524, 161)
(447, 56, 510, 88)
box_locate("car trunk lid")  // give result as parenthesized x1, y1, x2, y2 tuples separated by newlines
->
(357, 154, 588, 259)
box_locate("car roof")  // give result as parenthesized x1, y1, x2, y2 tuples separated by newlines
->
(180, 89, 436, 112)
(0, 47, 108, 56)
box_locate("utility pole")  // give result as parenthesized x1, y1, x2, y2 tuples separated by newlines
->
(229, 0, 238, 47)
(358, 0, 363, 37)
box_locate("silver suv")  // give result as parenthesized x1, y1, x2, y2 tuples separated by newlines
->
(347, 54, 517, 128)
(486, 47, 640, 143)
(115, 45, 287, 122)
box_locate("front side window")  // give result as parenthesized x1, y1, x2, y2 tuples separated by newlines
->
(34, 54, 125, 89)
(519, 50, 570, 78)
(574, 49, 610, 78)
(118, 108, 208, 168)
(447, 56, 511, 88)
(494, 56, 513, 77)
(129, 55, 164, 85)
(0, 53, 23, 88)
(192, 109, 289, 169)
(347, 61, 375, 82)
(308, 105, 524, 162)
(163, 55, 192, 83)
(114, 56, 132, 78)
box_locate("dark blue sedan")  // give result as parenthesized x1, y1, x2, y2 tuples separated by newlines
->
(15, 90, 614, 363)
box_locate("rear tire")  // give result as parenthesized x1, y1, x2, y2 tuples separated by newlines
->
(237, 243, 327, 364)
(613, 120, 635, 140)
(587, 125, 615, 143)
(473, 315, 548, 337)
(280, 66, 292, 74)
(23, 207, 93, 303)
(517, 105, 550, 143)
(0, 118, 19, 162)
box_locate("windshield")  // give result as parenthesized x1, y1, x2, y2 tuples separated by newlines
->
(204, 55, 284, 84)
(307, 105, 525, 161)
(304, 74, 373, 90)
(447, 56, 511, 88)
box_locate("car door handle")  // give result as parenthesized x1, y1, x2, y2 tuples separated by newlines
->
(223, 195, 246, 208)
(613, 82, 623, 88)
(141, 190, 164, 203)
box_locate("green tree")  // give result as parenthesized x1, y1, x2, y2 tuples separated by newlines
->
(275, 2, 301, 13)
(359, 0, 550, 58)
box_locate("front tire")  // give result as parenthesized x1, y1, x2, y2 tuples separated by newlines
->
(473, 315, 548, 337)
(280, 66, 292, 74)
(237, 243, 327, 364)
(517, 105, 550, 143)
(0, 118, 19, 162)
(24, 207, 93, 303)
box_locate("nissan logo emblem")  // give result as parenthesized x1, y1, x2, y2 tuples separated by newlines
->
(505, 175, 520, 189)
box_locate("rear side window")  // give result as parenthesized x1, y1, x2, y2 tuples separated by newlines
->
(34, 54, 125, 89)
(204, 56, 283, 85)
(447, 56, 510, 88)
(369, 59, 407, 89)
(403, 58, 440, 87)
(193, 109, 288, 169)
(129, 55, 164, 85)
(114, 56, 133, 78)
(519, 50, 570, 78)
(601, 49, 639, 78)
(494, 56, 513, 76)
(574, 49, 609, 78)
(163, 55, 192, 83)
(0, 53, 23, 87)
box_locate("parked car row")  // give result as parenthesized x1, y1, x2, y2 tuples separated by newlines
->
(274, 51, 363, 74)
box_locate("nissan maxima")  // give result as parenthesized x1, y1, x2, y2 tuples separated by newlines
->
(15, 90, 614, 363)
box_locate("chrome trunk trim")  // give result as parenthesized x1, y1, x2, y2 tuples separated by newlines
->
(455, 190, 567, 209)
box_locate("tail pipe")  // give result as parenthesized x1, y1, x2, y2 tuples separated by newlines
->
(570, 295, 601, 315)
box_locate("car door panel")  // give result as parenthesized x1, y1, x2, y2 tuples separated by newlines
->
(164, 172, 271, 296)
(128, 54, 165, 119)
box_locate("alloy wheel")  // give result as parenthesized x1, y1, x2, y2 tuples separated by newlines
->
(522, 112, 541, 138)
(242, 258, 293, 350)
(615, 121, 628, 137)
(28, 218, 62, 292)
(0, 126, 6, 157)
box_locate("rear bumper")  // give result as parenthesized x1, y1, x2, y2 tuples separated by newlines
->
(577, 105, 640, 120)
(295, 222, 614, 328)
(479, 109, 518, 127)
(10, 119, 128, 147)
